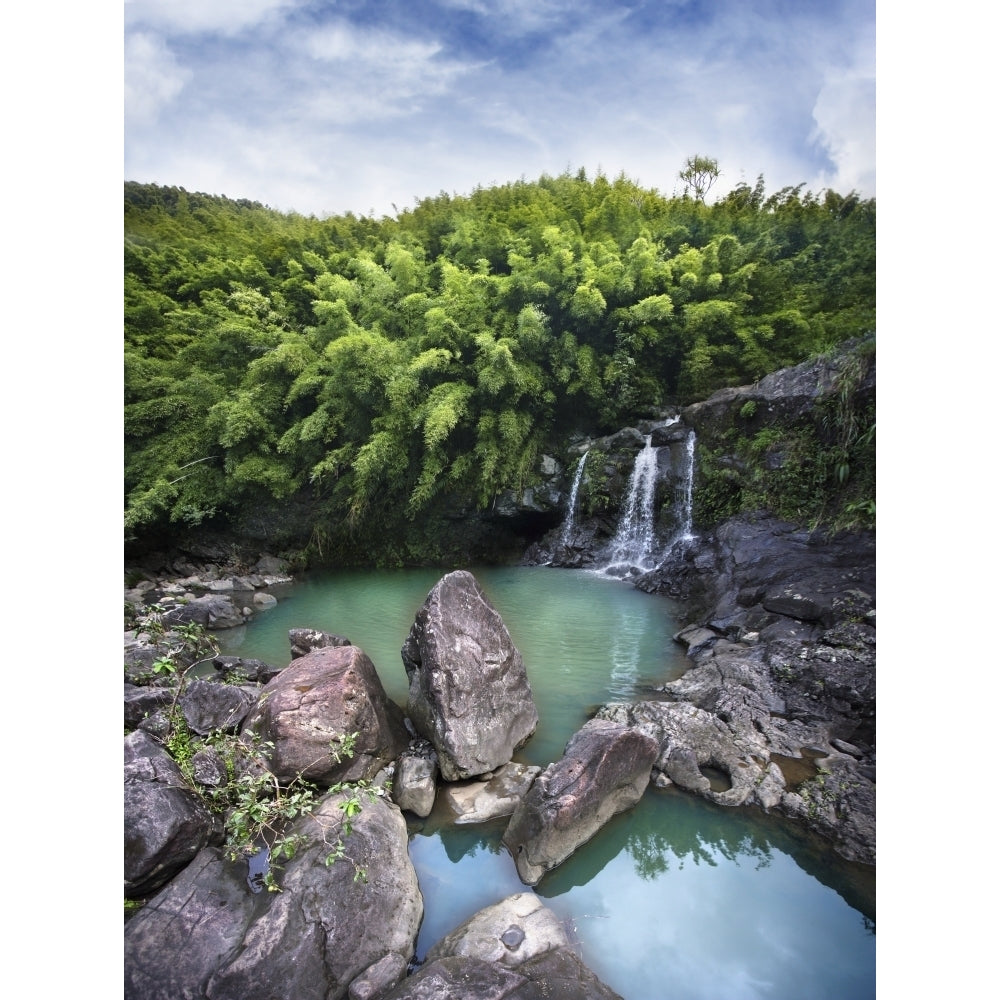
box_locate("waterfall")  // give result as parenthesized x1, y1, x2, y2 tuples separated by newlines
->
(598, 421, 697, 577)
(678, 430, 695, 542)
(604, 435, 661, 573)
(559, 451, 589, 547)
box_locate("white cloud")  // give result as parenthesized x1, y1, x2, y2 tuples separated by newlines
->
(292, 21, 482, 123)
(439, 0, 583, 34)
(124, 0, 297, 37)
(125, 32, 190, 125)
(122, 1, 876, 216)
(301, 22, 443, 66)
(809, 70, 876, 195)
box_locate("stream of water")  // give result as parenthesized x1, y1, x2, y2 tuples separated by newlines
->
(218, 565, 875, 1000)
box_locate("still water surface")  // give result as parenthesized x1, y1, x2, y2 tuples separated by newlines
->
(218, 566, 875, 1000)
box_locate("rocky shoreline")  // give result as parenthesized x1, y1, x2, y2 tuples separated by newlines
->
(124, 516, 874, 998)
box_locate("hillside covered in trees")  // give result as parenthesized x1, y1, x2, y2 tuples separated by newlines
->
(124, 170, 874, 566)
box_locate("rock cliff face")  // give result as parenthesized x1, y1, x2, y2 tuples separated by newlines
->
(520, 341, 876, 863)
(621, 512, 876, 863)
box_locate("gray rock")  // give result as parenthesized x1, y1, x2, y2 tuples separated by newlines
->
(125, 849, 256, 999)
(425, 892, 569, 968)
(124, 683, 174, 729)
(241, 644, 410, 786)
(289, 626, 352, 658)
(124, 731, 217, 898)
(663, 745, 710, 793)
(402, 571, 538, 781)
(190, 747, 228, 788)
(255, 554, 288, 575)
(393, 744, 439, 818)
(163, 594, 245, 630)
(179, 678, 257, 735)
(596, 630, 876, 864)
(503, 719, 658, 885)
(125, 790, 422, 1000)
(381, 950, 624, 1000)
(381, 956, 525, 999)
(349, 953, 409, 999)
(441, 762, 541, 825)
(517, 947, 625, 999)
(211, 655, 282, 684)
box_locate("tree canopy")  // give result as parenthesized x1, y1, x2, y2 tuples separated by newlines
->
(124, 168, 875, 561)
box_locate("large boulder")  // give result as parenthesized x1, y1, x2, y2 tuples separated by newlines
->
(124, 730, 218, 898)
(502, 719, 658, 885)
(241, 644, 409, 786)
(125, 789, 422, 1000)
(401, 571, 538, 781)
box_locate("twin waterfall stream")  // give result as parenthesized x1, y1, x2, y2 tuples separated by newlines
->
(560, 419, 696, 575)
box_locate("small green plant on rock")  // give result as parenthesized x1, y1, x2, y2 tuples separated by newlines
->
(151, 656, 176, 676)
(125, 604, 379, 890)
(202, 729, 380, 890)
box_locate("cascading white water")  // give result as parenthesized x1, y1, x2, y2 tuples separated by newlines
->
(604, 435, 660, 572)
(678, 430, 695, 542)
(598, 420, 696, 576)
(559, 451, 589, 547)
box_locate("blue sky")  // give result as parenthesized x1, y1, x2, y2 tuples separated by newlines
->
(124, 0, 875, 217)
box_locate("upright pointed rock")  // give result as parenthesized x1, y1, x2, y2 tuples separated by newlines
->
(401, 570, 538, 781)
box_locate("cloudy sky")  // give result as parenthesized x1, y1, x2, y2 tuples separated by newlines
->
(124, 0, 875, 218)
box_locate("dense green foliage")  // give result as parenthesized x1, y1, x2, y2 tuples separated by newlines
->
(124, 170, 875, 560)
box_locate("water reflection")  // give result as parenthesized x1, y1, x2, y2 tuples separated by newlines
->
(216, 566, 874, 1000)
(404, 785, 874, 1000)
